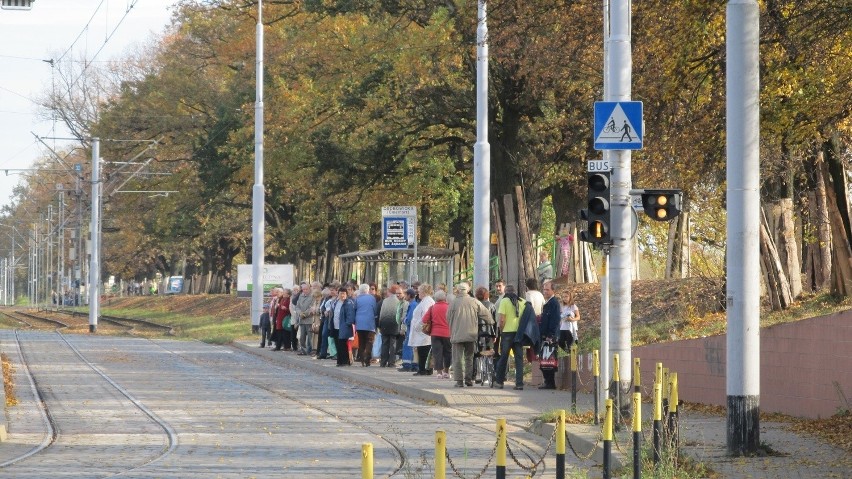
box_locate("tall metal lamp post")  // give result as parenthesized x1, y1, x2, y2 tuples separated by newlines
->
(251, 0, 266, 333)
(472, 0, 491, 290)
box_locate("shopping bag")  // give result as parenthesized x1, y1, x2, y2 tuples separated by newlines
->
(328, 337, 338, 357)
(539, 340, 558, 371)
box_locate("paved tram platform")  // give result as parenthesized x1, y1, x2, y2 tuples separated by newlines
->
(234, 340, 851, 478)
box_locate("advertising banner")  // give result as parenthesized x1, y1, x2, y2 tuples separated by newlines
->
(236, 264, 295, 298)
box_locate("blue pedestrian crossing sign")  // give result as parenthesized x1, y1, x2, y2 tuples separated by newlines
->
(594, 101, 643, 150)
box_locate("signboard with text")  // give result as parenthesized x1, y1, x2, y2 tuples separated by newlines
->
(236, 264, 295, 298)
(381, 206, 416, 250)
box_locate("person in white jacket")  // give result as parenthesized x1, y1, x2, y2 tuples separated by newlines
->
(408, 283, 435, 375)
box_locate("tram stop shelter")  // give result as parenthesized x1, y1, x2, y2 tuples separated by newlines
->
(338, 246, 456, 288)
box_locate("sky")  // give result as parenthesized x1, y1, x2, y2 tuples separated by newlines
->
(0, 0, 178, 209)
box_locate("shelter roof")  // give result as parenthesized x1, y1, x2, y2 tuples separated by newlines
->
(338, 246, 455, 263)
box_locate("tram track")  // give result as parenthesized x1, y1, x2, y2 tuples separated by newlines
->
(0, 329, 178, 477)
(152, 340, 545, 477)
(0, 311, 545, 476)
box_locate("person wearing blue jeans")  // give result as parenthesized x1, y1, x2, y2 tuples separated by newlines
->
(494, 286, 526, 390)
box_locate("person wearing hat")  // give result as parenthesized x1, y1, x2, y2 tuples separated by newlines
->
(259, 303, 272, 348)
(446, 282, 494, 387)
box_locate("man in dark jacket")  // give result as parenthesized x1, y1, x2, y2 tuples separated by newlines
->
(378, 285, 403, 367)
(539, 280, 561, 389)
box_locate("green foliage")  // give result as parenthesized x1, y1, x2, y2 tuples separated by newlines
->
(5, 0, 850, 287)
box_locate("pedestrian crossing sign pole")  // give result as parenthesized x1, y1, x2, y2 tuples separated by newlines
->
(594, 101, 643, 150)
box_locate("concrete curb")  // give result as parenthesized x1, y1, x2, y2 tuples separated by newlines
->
(229, 342, 452, 406)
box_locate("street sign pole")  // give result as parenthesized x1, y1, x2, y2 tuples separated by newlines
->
(606, 0, 634, 413)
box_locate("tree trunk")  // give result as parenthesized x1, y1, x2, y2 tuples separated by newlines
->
(759, 208, 793, 310)
(812, 149, 833, 290)
(769, 199, 802, 299)
(502, 194, 521, 290)
(515, 186, 536, 287)
(665, 211, 690, 279)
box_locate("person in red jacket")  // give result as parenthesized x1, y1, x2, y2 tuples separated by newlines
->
(272, 288, 291, 351)
(423, 289, 451, 378)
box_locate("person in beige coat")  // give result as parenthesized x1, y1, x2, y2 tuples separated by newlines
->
(447, 282, 494, 387)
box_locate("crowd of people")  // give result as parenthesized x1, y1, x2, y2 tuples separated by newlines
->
(257, 277, 581, 389)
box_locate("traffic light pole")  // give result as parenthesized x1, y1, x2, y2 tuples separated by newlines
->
(606, 0, 634, 411)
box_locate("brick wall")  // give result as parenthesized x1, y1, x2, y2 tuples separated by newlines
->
(634, 310, 852, 419)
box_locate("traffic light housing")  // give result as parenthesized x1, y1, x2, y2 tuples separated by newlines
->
(580, 171, 612, 244)
(640, 190, 683, 221)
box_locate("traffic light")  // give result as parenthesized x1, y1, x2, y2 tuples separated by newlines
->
(580, 171, 611, 244)
(640, 190, 683, 221)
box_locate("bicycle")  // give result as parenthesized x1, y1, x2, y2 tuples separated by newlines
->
(477, 349, 496, 387)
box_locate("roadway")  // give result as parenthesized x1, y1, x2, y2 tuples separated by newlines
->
(0, 330, 558, 478)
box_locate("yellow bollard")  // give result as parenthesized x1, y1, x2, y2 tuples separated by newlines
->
(434, 430, 446, 479)
(603, 399, 613, 479)
(497, 418, 507, 479)
(361, 443, 373, 479)
(556, 410, 566, 479)
(655, 362, 663, 386)
(653, 382, 662, 465)
(632, 392, 642, 479)
(668, 372, 680, 453)
(570, 344, 579, 413)
(633, 358, 641, 393)
(670, 372, 678, 414)
(613, 353, 620, 382)
(570, 344, 578, 372)
(593, 350, 600, 377)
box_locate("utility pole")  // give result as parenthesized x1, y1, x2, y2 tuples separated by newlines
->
(726, 0, 760, 455)
(251, 0, 265, 333)
(472, 0, 491, 290)
(88, 138, 100, 332)
(607, 0, 634, 410)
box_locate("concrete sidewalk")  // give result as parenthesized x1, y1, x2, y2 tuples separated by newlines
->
(234, 341, 851, 478)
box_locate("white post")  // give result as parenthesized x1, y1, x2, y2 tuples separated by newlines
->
(1, 257, 6, 305)
(600, 253, 610, 410)
(88, 138, 100, 332)
(251, 0, 266, 333)
(607, 0, 633, 404)
(472, 0, 491, 290)
(726, 0, 760, 455)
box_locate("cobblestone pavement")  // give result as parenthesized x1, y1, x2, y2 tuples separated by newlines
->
(0, 331, 572, 478)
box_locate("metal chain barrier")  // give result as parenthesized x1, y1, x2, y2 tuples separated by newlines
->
(445, 437, 499, 479)
(565, 429, 602, 461)
(504, 422, 557, 477)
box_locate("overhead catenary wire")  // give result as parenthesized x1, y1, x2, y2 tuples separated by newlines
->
(65, 1, 140, 93)
(54, 0, 108, 65)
